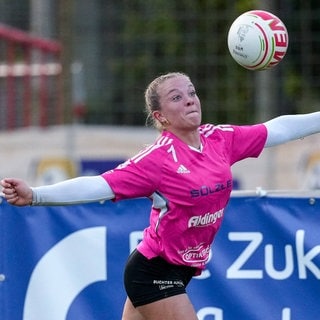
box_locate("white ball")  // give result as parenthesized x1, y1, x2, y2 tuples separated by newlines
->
(227, 10, 289, 70)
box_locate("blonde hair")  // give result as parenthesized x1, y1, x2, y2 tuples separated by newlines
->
(144, 72, 189, 130)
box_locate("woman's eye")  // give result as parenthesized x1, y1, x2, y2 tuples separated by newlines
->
(190, 90, 196, 96)
(172, 95, 181, 101)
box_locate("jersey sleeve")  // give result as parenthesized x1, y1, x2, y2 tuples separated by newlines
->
(101, 147, 162, 201)
(228, 124, 267, 164)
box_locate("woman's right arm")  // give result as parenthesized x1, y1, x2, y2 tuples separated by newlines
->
(1, 175, 115, 206)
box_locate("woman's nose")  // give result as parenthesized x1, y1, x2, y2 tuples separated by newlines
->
(186, 96, 194, 106)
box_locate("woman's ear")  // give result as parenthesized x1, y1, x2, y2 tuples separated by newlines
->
(153, 111, 164, 122)
(152, 111, 170, 126)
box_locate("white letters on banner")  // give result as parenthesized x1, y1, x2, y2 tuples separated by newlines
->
(197, 307, 223, 319)
(2, 196, 319, 319)
(296, 230, 320, 279)
(23, 227, 107, 320)
(227, 232, 263, 279)
(196, 308, 292, 320)
(129, 230, 143, 253)
(227, 230, 320, 279)
(282, 308, 291, 320)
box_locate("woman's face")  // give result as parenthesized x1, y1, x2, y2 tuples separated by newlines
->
(155, 75, 202, 131)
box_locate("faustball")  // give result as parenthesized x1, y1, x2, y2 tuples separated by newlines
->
(227, 10, 289, 70)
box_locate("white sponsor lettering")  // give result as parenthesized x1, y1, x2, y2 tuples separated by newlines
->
(227, 230, 320, 280)
(197, 307, 223, 320)
(182, 244, 210, 264)
(196, 307, 291, 320)
(188, 209, 224, 228)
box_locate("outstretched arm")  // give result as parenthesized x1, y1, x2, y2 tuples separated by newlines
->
(264, 112, 320, 147)
(1, 175, 115, 206)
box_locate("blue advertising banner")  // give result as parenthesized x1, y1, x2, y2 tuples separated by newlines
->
(0, 193, 320, 320)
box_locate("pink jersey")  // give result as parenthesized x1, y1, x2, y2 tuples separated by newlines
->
(102, 123, 267, 273)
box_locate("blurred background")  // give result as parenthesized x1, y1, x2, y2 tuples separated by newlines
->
(0, 0, 320, 190)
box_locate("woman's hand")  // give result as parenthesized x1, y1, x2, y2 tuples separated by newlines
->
(0, 178, 33, 206)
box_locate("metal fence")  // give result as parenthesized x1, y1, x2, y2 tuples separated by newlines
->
(0, 24, 62, 130)
(0, 0, 320, 127)
(73, 1, 320, 126)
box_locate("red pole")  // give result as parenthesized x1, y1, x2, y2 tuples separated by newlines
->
(23, 45, 32, 127)
(56, 50, 63, 124)
(0, 24, 62, 129)
(6, 41, 15, 130)
(39, 50, 48, 127)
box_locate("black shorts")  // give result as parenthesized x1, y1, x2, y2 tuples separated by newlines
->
(124, 249, 197, 307)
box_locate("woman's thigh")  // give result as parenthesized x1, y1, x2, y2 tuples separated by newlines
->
(122, 298, 144, 320)
(122, 294, 198, 320)
(137, 293, 198, 320)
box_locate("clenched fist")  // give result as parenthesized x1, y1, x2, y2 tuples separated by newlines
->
(0, 178, 33, 206)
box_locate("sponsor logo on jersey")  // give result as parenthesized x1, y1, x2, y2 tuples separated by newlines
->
(181, 244, 210, 264)
(190, 180, 232, 198)
(176, 164, 190, 174)
(153, 279, 184, 291)
(188, 209, 224, 228)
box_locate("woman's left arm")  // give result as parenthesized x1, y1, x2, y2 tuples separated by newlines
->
(264, 112, 320, 147)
